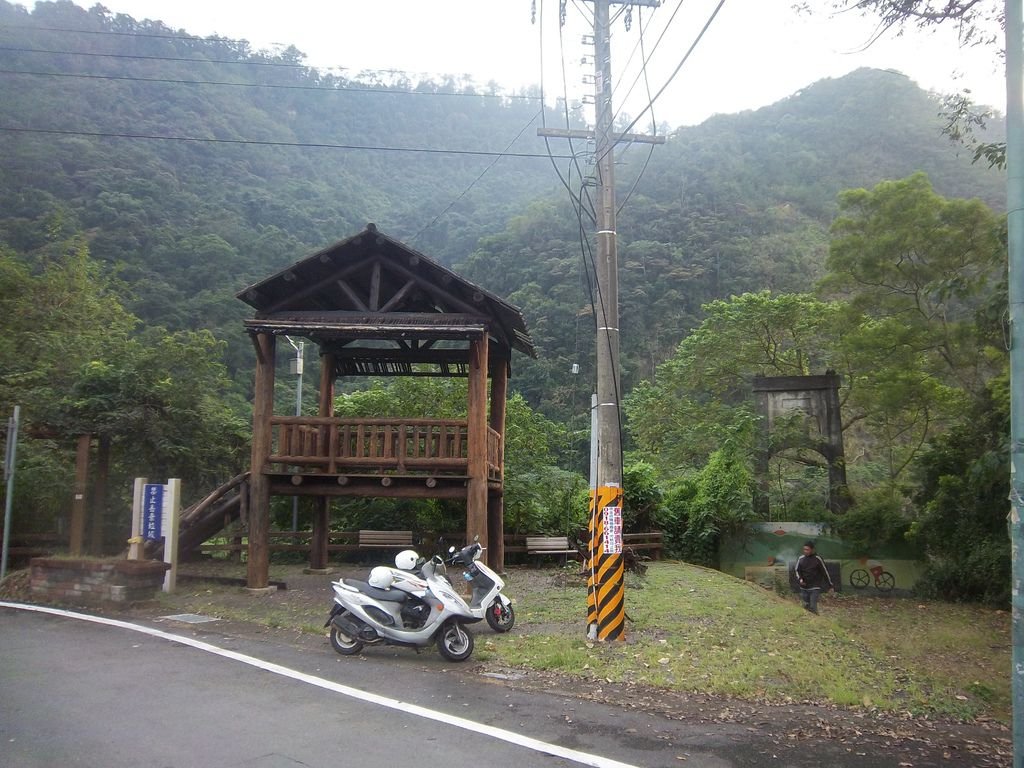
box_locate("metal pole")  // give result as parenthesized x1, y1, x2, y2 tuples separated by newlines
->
(1006, 3, 1024, 765)
(1, 406, 20, 581)
(288, 338, 304, 532)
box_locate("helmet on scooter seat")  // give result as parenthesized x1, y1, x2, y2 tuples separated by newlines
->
(368, 566, 395, 589)
(394, 549, 419, 571)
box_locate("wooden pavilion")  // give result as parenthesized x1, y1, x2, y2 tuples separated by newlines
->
(237, 224, 534, 589)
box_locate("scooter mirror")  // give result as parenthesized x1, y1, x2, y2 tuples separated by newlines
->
(448, 546, 456, 554)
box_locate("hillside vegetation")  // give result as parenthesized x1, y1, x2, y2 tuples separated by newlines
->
(0, 2, 1010, 603)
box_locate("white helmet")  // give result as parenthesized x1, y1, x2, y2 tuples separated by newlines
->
(395, 550, 419, 571)
(368, 566, 395, 590)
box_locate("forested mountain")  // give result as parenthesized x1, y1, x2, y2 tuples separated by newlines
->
(0, 3, 1004, 405)
(461, 68, 1006, 417)
(0, 0, 567, 374)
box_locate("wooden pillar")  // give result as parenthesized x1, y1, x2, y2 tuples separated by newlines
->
(89, 435, 111, 555)
(247, 333, 276, 590)
(466, 334, 489, 549)
(311, 498, 330, 570)
(310, 351, 335, 570)
(69, 434, 91, 556)
(487, 357, 509, 571)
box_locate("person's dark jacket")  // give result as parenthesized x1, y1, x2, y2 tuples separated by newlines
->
(795, 554, 833, 590)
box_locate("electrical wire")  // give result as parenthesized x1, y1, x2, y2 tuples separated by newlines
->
(617, 7, 658, 216)
(610, 0, 686, 129)
(410, 107, 544, 244)
(0, 21, 281, 47)
(598, 0, 726, 167)
(538, 0, 597, 225)
(0, 67, 542, 100)
(557, 3, 596, 224)
(0, 125, 573, 158)
(0, 44, 313, 68)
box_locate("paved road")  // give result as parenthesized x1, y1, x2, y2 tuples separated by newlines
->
(0, 605, 910, 767)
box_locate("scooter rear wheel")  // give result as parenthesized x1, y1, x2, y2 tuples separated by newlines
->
(485, 598, 515, 633)
(330, 624, 364, 655)
(436, 620, 474, 662)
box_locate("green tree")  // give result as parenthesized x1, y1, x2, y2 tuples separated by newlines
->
(625, 292, 844, 472)
(823, 173, 1005, 489)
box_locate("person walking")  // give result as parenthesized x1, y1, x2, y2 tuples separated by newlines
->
(795, 541, 833, 614)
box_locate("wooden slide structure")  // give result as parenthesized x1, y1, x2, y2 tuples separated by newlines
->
(146, 472, 249, 560)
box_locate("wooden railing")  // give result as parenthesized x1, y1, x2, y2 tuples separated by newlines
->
(268, 417, 502, 479)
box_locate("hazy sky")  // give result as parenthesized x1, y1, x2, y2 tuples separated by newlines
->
(46, 0, 1004, 128)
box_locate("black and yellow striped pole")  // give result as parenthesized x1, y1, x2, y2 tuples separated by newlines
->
(587, 484, 626, 640)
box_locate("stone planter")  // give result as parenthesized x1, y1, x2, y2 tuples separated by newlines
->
(30, 558, 170, 605)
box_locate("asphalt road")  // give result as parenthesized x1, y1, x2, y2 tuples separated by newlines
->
(0, 605, 926, 768)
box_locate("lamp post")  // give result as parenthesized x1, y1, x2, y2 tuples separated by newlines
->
(286, 337, 304, 532)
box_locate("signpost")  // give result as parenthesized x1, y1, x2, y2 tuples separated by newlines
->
(129, 477, 181, 592)
(142, 483, 164, 541)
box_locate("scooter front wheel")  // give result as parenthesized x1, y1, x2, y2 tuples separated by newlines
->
(436, 620, 474, 662)
(485, 598, 515, 633)
(330, 624, 364, 656)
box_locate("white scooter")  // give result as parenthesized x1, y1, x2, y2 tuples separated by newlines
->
(440, 542, 515, 633)
(324, 556, 478, 661)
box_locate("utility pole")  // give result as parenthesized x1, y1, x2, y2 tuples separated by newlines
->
(539, 0, 662, 641)
(1005, 1, 1023, 764)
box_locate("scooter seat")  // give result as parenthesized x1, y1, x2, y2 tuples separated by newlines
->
(342, 578, 409, 603)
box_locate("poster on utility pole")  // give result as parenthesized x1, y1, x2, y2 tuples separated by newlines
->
(602, 505, 622, 555)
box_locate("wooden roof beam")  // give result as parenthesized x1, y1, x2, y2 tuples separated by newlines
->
(261, 258, 369, 314)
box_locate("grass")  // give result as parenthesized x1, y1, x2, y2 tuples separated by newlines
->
(485, 563, 1010, 721)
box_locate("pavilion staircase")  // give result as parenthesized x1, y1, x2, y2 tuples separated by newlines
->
(146, 472, 249, 559)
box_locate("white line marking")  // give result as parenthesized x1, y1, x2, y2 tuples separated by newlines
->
(1, 601, 639, 768)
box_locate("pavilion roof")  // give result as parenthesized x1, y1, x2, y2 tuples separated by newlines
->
(237, 224, 534, 363)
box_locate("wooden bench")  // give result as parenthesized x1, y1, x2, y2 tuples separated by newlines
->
(622, 531, 664, 560)
(358, 530, 414, 549)
(526, 536, 579, 564)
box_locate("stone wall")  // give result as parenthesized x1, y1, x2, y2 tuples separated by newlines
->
(30, 558, 169, 605)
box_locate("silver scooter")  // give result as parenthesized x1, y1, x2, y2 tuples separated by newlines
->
(440, 542, 515, 633)
(324, 557, 478, 661)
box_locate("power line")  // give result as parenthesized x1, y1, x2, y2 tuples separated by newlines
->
(0, 25, 526, 99)
(0, 44, 312, 69)
(0, 125, 572, 159)
(617, 7, 658, 216)
(0, 21, 273, 47)
(538, 0, 597, 224)
(411, 108, 544, 243)
(0, 67, 542, 101)
(611, 0, 686, 128)
(601, 0, 726, 165)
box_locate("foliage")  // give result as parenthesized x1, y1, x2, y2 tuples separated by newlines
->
(625, 292, 843, 473)
(824, 172, 1005, 489)
(656, 431, 756, 566)
(622, 460, 663, 532)
(818, 1, 1003, 47)
(825, 488, 911, 555)
(910, 375, 1010, 605)
(0, 236, 246, 532)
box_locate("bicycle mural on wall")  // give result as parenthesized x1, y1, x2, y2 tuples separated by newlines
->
(848, 560, 895, 593)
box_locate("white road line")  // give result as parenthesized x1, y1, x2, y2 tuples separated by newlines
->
(1, 601, 640, 768)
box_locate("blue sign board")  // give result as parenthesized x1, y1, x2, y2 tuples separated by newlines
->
(143, 483, 164, 541)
